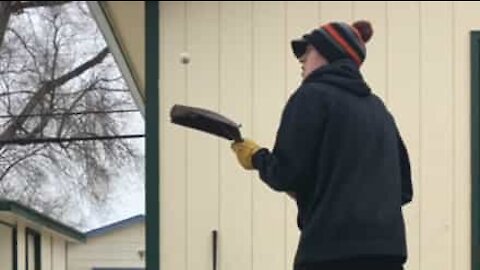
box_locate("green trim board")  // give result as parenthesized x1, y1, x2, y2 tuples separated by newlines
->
(86, 215, 145, 238)
(0, 200, 84, 242)
(145, 1, 160, 270)
(472, 30, 480, 270)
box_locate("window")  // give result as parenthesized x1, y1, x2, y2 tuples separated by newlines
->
(25, 228, 40, 270)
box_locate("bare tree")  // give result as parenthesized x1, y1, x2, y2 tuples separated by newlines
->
(0, 2, 143, 228)
(0, 2, 12, 48)
(1, 2, 72, 48)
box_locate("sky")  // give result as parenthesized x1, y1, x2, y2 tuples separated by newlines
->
(85, 113, 145, 231)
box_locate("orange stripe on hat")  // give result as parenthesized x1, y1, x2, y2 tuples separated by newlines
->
(324, 24, 362, 66)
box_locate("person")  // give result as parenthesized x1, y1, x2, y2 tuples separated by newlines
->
(231, 20, 413, 270)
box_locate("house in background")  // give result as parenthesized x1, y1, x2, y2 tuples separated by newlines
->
(0, 199, 85, 270)
(0, 199, 145, 270)
(67, 215, 145, 270)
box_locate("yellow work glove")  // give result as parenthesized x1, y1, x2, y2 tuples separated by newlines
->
(231, 138, 261, 170)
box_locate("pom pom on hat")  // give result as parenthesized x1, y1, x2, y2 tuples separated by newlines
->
(352, 20, 373, 43)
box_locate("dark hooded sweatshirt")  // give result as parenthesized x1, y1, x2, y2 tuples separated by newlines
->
(252, 59, 413, 268)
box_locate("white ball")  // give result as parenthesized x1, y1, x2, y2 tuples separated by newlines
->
(180, 52, 190, 64)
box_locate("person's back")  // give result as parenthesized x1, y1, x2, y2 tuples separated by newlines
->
(291, 59, 411, 269)
(231, 20, 412, 270)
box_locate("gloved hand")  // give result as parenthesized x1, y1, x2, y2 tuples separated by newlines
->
(231, 138, 261, 170)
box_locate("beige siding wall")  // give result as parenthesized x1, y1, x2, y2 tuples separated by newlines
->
(42, 236, 53, 270)
(67, 223, 145, 270)
(160, 1, 480, 270)
(0, 223, 13, 270)
(17, 223, 26, 270)
(51, 237, 66, 270)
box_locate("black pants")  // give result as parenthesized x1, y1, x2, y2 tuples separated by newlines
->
(295, 256, 404, 270)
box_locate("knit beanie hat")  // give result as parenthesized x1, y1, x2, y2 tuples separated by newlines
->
(291, 20, 373, 66)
